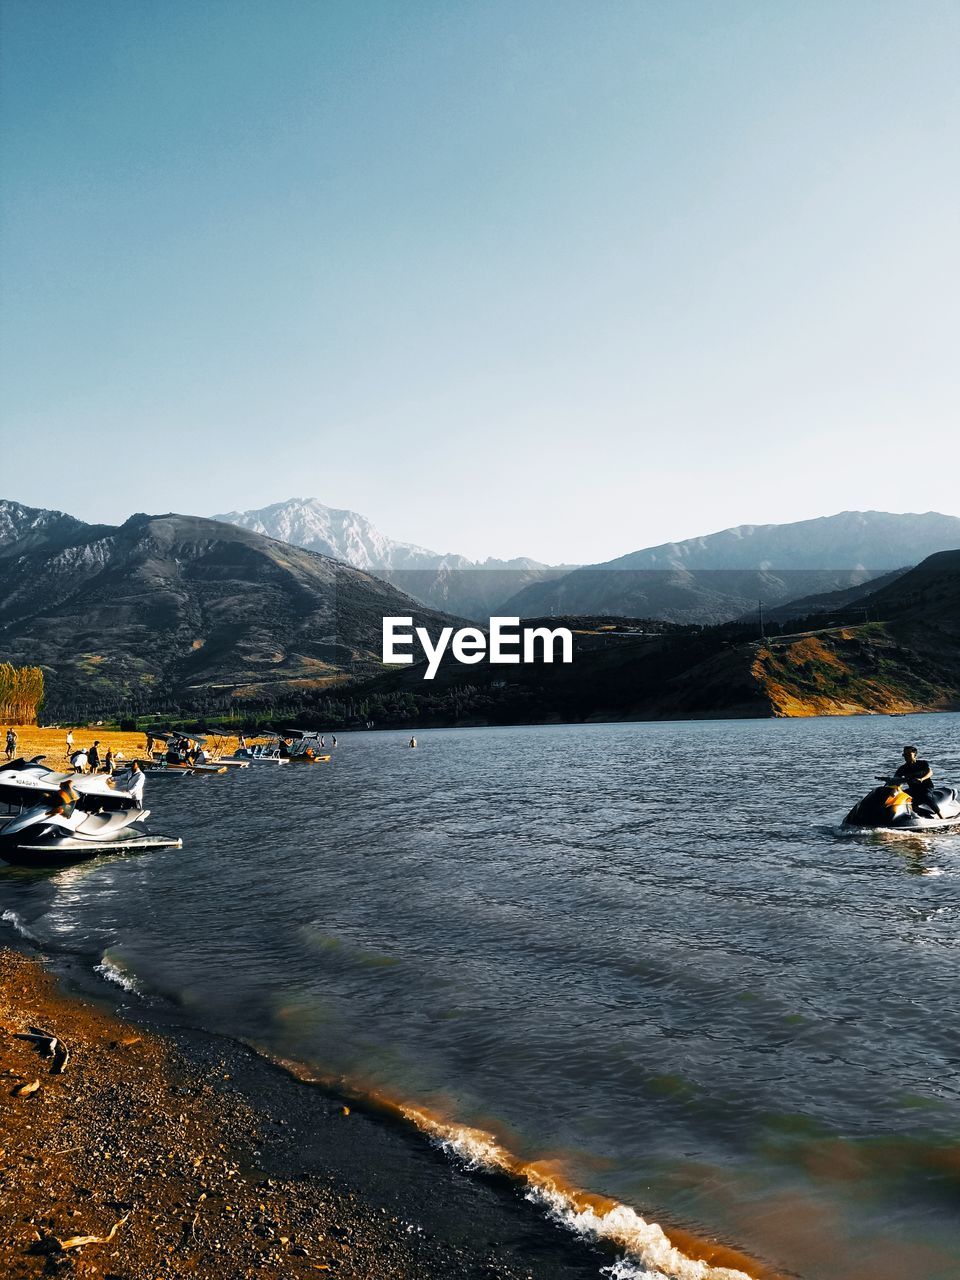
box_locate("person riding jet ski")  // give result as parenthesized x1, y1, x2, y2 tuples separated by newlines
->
(843, 746, 960, 829)
(894, 745, 942, 818)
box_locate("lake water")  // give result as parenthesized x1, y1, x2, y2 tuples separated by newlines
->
(3, 715, 960, 1279)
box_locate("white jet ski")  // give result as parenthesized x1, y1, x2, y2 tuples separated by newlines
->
(0, 757, 181, 867)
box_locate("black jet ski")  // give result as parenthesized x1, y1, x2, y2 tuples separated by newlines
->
(843, 776, 960, 831)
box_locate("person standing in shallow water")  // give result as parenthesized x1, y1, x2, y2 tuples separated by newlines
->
(123, 760, 146, 808)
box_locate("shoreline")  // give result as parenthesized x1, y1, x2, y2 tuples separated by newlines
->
(1, 727, 244, 774)
(0, 940, 778, 1280)
(0, 723, 786, 1280)
(0, 943, 615, 1279)
(6, 704, 948, 778)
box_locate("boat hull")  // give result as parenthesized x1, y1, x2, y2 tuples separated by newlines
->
(0, 833, 182, 868)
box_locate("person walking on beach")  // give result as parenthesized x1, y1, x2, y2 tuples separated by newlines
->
(238, 732, 247, 751)
(103, 746, 115, 775)
(145, 730, 155, 756)
(88, 740, 102, 773)
(5, 728, 17, 760)
(65, 729, 74, 754)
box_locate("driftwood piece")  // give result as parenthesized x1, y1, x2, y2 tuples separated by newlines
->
(13, 1024, 70, 1073)
(12, 1078, 40, 1096)
(182, 1193, 206, 1243)
(54, 1208, 129, 1249)
(51, 1038, 70, 1073)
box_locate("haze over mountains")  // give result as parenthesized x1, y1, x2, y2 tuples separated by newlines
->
(214, 497, 573, 619)
(502, 510, 960, 622)
(219, 500, 960, 624)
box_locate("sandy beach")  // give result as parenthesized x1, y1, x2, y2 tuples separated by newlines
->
(1, 947, 422, 1279)
(1, 727, 244, 773)
(0, 946, 616, 1280)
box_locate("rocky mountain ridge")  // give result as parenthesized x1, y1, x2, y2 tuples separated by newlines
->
(214, 497, 572, 619)
(501, 510, 960, 622)
(0, 506, 454, 715)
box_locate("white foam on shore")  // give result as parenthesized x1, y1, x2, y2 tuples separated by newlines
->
(603, 1260, 668, 1280)
(254, 1043, 770, 1280)
(94, 954, 141, 994)
(2, 908, 41, 943)
(401, 1106, 756, 1280)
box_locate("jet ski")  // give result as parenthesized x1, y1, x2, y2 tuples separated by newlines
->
(843, 776, 960, 831)
(0, 757, 181, 867)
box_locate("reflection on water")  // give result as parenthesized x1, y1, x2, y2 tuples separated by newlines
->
(2, 714, 960, 1280)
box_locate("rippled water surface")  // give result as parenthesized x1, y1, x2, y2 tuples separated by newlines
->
(3, 716, 960, 1278)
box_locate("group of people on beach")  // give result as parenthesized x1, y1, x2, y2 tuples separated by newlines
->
(65, 730, 123, 775)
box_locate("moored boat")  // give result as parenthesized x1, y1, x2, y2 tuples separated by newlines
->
(0, 757, 181, 867)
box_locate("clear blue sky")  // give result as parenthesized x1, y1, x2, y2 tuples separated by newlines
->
(2, 0, 958, 563)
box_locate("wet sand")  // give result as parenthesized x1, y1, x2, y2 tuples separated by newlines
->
(1, 946, 611, 1279)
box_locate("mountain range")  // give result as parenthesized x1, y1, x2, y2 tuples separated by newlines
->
(215, 498, 573, 619)
(327, 550, 960, 725)
(2, 496, 959, 719)
(216, 500, 960, 623)
(0, 501, 451, 716)
(501, 510, 960, 622)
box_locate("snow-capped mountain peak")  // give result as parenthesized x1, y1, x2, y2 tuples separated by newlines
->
(212, 498, 556, 573)
(212, 498, 450, 571)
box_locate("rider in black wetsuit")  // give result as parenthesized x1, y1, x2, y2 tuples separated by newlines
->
(895, 745, 941, 817)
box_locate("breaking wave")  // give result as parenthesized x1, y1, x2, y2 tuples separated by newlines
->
(265, 1050, 768, 1280)
(94, 953, 142, 994)
(402, 1105, 760, 1280)
(1, 907, 41, 943)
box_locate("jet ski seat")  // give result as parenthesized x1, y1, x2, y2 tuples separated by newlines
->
(915, 786, 959, 819)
